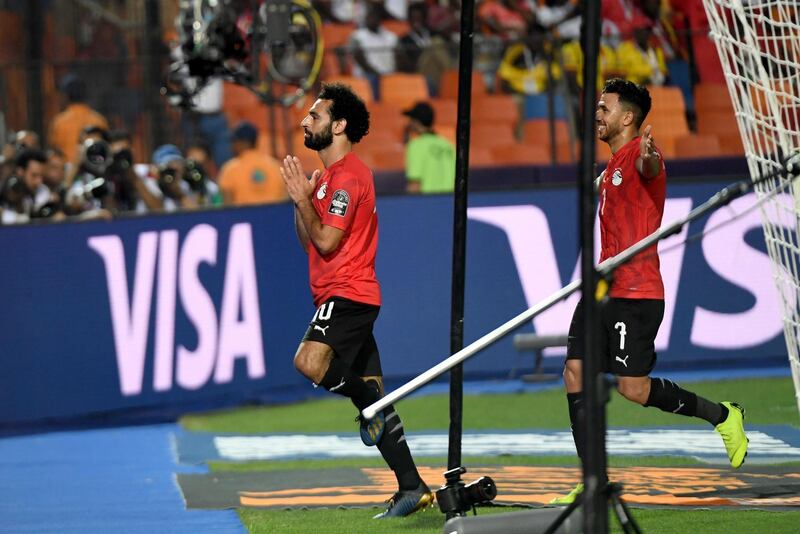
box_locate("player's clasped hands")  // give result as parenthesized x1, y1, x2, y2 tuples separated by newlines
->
(280, 155, 321, 205)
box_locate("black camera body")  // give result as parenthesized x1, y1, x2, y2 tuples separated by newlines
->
(436, 467, 497, 516)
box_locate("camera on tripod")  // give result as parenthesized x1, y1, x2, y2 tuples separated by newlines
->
(436, 466, 497, 516)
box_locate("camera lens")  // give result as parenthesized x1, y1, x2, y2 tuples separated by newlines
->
(462, 476, 497, 504)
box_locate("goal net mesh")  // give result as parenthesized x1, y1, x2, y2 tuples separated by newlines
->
(702, 0, 800, 415)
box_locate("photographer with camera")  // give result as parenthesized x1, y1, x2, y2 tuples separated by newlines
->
(106, 130, 164, 213)
(65, 132, 116, 217)
(150, 144, 219, 212)
(0, 149, 46, 224)
(0, 130, 42, 188)
(27, 147, 70, 221)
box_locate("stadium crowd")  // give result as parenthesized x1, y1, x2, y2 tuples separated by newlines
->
(0, 0, 756, 224)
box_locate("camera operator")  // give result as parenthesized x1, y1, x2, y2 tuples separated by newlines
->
(106, 129, 163, 213)
(65, 135, 116, 216)
(30, 147, 69, 221)
(0, 130, 41, 188)
(0, 149, 46, 224)
(151, 144, 219, 212)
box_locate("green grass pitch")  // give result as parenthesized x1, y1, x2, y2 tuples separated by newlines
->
(181, 376, 800, 533)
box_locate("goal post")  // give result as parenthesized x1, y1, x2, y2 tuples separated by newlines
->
(702, 0, 800, 416)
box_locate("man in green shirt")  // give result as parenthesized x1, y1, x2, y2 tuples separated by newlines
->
(402, 102, 456, 193)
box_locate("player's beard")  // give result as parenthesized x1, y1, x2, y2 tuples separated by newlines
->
(304, 123, 334, 151)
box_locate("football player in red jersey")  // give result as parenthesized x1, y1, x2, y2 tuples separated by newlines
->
(551, 79, 748, 505)
(279, 83, 433, 518)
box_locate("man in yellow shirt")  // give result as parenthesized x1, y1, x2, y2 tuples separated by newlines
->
(218, 122, 287, 205)
(48, 74, 109, 168)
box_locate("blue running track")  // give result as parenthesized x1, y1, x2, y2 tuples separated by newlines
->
(0, 424, 243, 533)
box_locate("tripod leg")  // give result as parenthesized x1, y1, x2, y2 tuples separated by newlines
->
(543, 492, 583, 534)
(608, 487, 642, 534)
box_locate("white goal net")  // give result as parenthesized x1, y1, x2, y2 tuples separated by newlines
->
(702, 0, 800, 415)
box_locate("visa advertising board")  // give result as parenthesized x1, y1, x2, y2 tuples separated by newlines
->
(0, 181, 788, 426)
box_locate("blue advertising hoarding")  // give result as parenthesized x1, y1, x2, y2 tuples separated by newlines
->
(0, 182, 787, 427)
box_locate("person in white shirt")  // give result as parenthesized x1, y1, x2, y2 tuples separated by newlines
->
(349, 4, 399, 98)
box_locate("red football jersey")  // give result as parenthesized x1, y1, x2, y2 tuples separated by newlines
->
(308, 152, 381, 306)
(598, 136, 666, 299)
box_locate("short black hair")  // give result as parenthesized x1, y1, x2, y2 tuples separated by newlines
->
(317, 82, 370, 143)
(15, 148, 47, 170)
(602, 78, 652, 128)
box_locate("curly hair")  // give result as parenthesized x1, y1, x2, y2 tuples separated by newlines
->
(317, 82, 370, 143)
(602, 78, 652, 128)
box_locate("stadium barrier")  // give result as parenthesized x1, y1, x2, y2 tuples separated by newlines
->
(0, 182, 787, 429)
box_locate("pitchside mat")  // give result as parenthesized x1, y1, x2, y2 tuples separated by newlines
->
(175, 426, 800, 512)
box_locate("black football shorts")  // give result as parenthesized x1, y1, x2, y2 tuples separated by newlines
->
(302, 296, 383, 377)
(566, 297, 665, 377)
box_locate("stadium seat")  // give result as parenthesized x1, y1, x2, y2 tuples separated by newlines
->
(470, 124, 517, 149)
(490, 143, 550, 166)
(367, 101, 406, 138)
(645, 109, 691, 158)
(382, 19, 410, 37)
(320, 23, 355, 76)
(438, 69, 488, 100)
(694, 83, 734, 113)
(223, 82, 267, 125)
(436, 125, 457, 145)
(596, 141, 612, 163)
(647, 85, 686, 115)
(321, 22, 355, 49)
(673, 133, 722, 159)
(367, 145, 406, 171)
(523, 93, 568, 120)
(468, 146, 494, 168)
(666, 59, 695, 115)
(522, 118, 573, 163)
(323, 74, 374, 103)
(430, 98, 458, 126)
(472, 94, 521, 127)
(696, 109, 745, 155)
(379, 73, 430, 109)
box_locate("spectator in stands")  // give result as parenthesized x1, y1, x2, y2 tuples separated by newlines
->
(532, 0, 581, 42)
(397, 2, 452, 94)
(186, 139, 217, 182)
(616, 15, 668, 86)
(427, 0, 461, 40)
(181, 78, 233, 170)
(402, 102, 456, 194)
(65, 125, 109, 187)
(497, 29, 562, 95)
(561, 37, 620, 92)
(478, 0, 533, 40)
(35, 147, 68, 220)
(396, 3, 433, 72)
(48, 74, 109, 169)
(0, 149, 46, 224)
(13, 130, 40, 150)
(218, 121, 287, 206)
(165, 30, 233, 169)
(349, 3, 399, 99)
(0, 130, 41, 186)
(150, 143, 219, 212)
(65, 131, 117, 216)
(106, 129, 163, 213)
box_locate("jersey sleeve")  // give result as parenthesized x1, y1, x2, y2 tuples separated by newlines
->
(320, 171, 359, 231)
